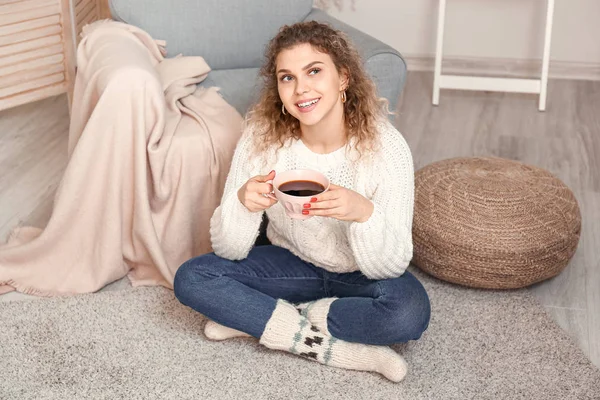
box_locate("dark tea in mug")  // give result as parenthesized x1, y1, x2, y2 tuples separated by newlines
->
(278, 180, 325, 197)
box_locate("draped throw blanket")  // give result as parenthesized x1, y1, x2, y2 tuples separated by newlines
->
(0, 21, 243, 296)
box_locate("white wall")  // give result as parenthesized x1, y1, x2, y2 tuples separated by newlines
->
(326, 0, 600, 64)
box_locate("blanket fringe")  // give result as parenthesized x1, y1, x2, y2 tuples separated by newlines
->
(0, 279, 78, 298)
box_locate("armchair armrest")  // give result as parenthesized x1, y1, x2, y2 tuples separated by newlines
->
(303, 8, 407, 114)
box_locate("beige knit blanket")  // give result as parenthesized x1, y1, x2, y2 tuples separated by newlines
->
(0, 21, 243, 296)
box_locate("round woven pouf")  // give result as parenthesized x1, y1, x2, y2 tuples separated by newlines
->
(412, 157, 581, 289)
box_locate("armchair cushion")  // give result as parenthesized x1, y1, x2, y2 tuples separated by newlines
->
(109, 0, 313, 69)
(199, 68, 261, 116)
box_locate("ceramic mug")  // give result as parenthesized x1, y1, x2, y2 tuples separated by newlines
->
(270, 169, 330, 219)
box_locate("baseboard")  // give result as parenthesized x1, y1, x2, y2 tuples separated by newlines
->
(404, 54, 600, 81)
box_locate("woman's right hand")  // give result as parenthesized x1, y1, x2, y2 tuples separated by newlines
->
(237, 170, 278, 212)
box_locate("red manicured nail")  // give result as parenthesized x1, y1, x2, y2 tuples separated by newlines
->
(302, 210, 309, 215)
(303, 203, 311, 209)
(310, 197, 317, 203)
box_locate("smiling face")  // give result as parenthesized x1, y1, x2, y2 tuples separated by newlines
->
(276, 43, 348, 131)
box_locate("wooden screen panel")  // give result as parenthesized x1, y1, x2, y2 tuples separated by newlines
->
(74, 0, 109, 45)
(0, 0, 110, 112)
(74, 0, 96, 36)
(0, 0, 70, 111)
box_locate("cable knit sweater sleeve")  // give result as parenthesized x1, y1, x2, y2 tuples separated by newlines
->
(209, 126, 264, 260)
(347, 125, 415, 280)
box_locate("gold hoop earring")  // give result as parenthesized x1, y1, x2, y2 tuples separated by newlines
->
(341, 90, 347, 103)
(281, 104, 287, 115)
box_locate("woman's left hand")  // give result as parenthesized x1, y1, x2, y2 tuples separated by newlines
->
(302, 183, 374, 223)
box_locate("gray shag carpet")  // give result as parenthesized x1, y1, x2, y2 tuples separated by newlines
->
(1, 268, 599, 400)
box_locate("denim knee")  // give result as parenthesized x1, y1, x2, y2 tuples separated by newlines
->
(394, 288, 431, 342)
(379, 279, 431, 343)
(173, 260, 196, 306)
(402, 294, 431, 341)
(173, 254, 220, 306)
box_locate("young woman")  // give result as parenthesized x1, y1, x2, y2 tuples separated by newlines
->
(174, 21, 430, 382)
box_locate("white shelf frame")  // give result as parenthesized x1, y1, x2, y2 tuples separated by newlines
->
(432, 0, 556, 111)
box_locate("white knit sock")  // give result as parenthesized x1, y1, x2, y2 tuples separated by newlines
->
(259, 299, 407, 382)
(204, 320, 251, 341)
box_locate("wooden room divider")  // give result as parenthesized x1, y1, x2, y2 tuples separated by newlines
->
(0, 0, 110, 112)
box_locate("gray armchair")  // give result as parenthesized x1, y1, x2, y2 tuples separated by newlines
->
(108, 0, 407, 116)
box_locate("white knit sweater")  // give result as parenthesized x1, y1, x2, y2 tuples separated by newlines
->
(209, 120, 414, 280)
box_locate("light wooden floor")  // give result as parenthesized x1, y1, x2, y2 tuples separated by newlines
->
(0, 72, 598, 369)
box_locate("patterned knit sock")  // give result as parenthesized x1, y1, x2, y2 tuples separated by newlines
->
(202, 297, 338, 341)
(202, 298, 335, 341)
(259, 299, 407, 382)
(204, 320, 251, 341)
(296, 297, 337, 336)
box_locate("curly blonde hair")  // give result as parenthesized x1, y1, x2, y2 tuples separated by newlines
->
(248, 21, 388, 158)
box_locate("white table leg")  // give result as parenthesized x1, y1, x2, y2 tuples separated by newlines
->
(432, 0, 447, 106)
(539, 0, 555, 111)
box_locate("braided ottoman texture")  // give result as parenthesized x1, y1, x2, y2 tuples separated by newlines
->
(412, 157, 581, 289)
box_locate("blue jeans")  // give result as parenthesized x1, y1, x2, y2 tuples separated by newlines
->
(174, 245, 430, 346)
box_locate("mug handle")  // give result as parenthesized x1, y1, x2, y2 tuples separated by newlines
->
(264, 179, 277, 200)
